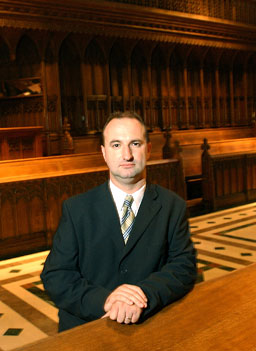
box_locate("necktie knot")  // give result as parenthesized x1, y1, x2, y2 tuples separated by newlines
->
(123, 195, 134, 209)
(121, 195, 135, 244)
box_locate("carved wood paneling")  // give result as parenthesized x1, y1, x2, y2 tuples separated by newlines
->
(0, 127, 43, 160)
(0, 160, 184, 258)
(0, 1, 255, 154)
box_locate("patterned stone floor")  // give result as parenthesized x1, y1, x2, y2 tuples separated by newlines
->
(0, 201, 256, 350)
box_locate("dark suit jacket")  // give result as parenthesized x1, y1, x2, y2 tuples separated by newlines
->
(41, 182, 197, 332)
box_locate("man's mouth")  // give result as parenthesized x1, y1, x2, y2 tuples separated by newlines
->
(120, 163, 135, 168)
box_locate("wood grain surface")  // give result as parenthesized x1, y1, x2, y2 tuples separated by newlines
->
(14, 263, 256, 351)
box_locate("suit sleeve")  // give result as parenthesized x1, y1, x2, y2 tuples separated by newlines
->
(40, 201, 110, 323)
(137, 200, 197, 320)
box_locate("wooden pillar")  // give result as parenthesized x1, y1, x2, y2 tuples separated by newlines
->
(183, 65, 189, 128)
(200, 66, 206, 127)
(41, 59, 51, 155)
(127, 58, 132, 111)
(208, 70, 214, 127)
(215, 66, 221, 126)
(243, 65, 249, 124)
(81, 62, 89, 133)
(53, 54, 64, 154)
(166, 63, 172, 129)
(147, 62, 154, 130)
(229, 68, 235, 125)
(105, 61, 111, 118)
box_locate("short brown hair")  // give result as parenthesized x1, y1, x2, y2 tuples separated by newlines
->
(101, 111, 149, 145)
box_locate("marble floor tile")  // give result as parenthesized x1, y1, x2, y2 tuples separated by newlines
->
(0, 301, 48, 351)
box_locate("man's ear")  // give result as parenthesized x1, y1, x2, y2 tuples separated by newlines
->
(146, 142, 152, 160)
(101, 144, 106, 161)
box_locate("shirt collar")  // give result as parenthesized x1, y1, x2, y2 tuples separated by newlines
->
(109, 180, 146, 216)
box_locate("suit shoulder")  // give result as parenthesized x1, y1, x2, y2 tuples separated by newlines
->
(64, 182, 107, 207)
(151, 184, 186, 205)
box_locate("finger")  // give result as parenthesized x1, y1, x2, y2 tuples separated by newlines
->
(101, 312, 109, 319)
(104, 295, 134, 312)
(116, 306, 126, 324)
(123, 285, 148, 302)
(106, 294, 144, 309)
(124, 316, 132, 324)
(113, 286, 147, 307)
(124, 311, 133, 324)
(131, 308, 141, 323)
(117, 285, 147, 307)
(109, 304, 119, 321)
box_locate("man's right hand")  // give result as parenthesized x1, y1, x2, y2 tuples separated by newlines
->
(102, 300, 143, 324)
(103, 284, 147, 312)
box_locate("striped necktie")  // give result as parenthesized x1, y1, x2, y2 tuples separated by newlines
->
(121, 195, 135, 244)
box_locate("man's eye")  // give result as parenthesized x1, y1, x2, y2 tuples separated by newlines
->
(112, 143, 120, 148)
(132, 142, 141, 147)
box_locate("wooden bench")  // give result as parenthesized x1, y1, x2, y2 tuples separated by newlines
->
(170, 126, 256, 178)
(201, 138, 256, 210)
(0, 154, 185, 259)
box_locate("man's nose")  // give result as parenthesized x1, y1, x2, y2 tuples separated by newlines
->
(122, 145, 133, 160)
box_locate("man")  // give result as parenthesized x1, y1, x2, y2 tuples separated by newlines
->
(41, 111, 197, 332)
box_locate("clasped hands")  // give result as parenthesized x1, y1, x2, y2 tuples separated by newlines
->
(102, 284, 147, 324)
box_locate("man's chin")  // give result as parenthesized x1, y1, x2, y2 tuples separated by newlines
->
(116, 171, 140, 181)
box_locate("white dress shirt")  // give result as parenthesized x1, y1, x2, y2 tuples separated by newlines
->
(109, 180, 146, 222)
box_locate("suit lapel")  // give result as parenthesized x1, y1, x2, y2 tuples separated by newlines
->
(95, 182, 125, 251)
(94, 183, 162, 258)
(122, 184, 161, 256)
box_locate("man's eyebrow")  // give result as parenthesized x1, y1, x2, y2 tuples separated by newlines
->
(130, 139, 144, 143)
(109, 139, 121, 146)
(109, 138, 144, 145)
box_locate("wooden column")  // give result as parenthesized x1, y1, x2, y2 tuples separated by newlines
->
(215, 66, 221, 126)
(81, 62, 89, 133)
(147, 62, 154, 130)
(105, 60, 111, 118)
(208, 69, 214, 127)
(243, 65, 249, 124)
(229, 67, 235, 125)
(41, 59, 51, 155)
(127, 58, 132, 111)
(183, 65, 190, 128)
(200, 66, 206, 126)
(53, 52, 64, 154)
(166, 63, 172, 129)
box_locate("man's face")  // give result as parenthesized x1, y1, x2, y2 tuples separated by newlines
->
(101, 118, 151, 188)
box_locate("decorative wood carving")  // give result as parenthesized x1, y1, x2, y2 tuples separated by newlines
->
(0, 126, 43, 160)
(0, 0, 255, 157)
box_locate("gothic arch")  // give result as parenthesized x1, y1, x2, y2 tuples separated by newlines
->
(16, 35, 41, 77)
(151, 45, 168, 129)
(109, 43, 127, 98)
(130, 44, 149, 123)
(0, 36, 10, 89)
(169, 49, 184, 129)
(84, 39, 106, 95)
(59, 36, 84, 135)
